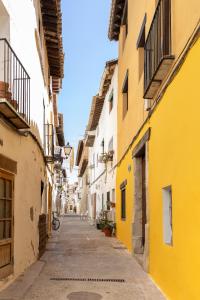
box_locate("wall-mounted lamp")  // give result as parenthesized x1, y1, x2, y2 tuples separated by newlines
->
(64, 142, 72, 159)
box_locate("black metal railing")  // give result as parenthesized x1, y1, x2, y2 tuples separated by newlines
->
(0, 38, 30, 123)
(144, 0, 172, 95)
(44, 124, 54, 160)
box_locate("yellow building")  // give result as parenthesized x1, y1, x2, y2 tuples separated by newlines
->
(108, 0, 200, 299)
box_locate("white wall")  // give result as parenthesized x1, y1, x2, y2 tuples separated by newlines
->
(89, 65, 118, 219)
(1, 0, 50, 145)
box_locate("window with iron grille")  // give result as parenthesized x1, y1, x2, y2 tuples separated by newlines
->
(44, 124, 54, 161)
(144, 0, 174, 99)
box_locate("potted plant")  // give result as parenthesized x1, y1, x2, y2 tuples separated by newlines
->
(96, 217, 101, 230)
(104, 221, 114, 237)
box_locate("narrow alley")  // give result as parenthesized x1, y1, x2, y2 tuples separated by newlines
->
(0, 216, 165, 300)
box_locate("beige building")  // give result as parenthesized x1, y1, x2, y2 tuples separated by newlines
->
(0, 0, 64, 284)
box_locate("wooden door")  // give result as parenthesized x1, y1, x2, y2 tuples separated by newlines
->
(0, 171, 14, 279)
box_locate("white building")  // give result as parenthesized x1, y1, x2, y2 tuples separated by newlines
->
(86, 60, 118, 223)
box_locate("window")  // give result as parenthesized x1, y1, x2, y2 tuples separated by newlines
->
(121, 189, 126, 219)
(101, 139, 105, 154)
(107, 191, 111, 211)
(122, 71, 128, 118)
(112, 188, 115, 202)
(136, 14, 146, 49)
(121, 0, 128, 49)
(137, 15, 146, 81)
(109, 91, 114, 113)
(120, 180, 127, 219)
(162, 186, 173, 245)
(108, 137, 113, 152)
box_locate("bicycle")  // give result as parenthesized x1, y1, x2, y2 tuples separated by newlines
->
(52, 212, 60, 231)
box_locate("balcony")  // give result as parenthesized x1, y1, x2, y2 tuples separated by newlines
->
(44, 124, 54, 163)
(54, 146, 63, 162)
(0, 39, 30, 128)
(144, 0, 175, 99)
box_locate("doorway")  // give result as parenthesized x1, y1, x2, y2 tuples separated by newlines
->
(0, 170, 14, 279)
(47, 183, 52, 235)
(132, 129, 150, 271)
(133, 147, 146, 255)
(93, 193, 96, 221)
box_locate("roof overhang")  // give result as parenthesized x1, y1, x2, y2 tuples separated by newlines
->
(78, 159, 88, 177)
(99, 59, 118, 97)
(40, 0, 64, 91)
(85, 131, 95, 147)
(87, 96, 104, 131)
(76, 140, 84, 166)
(108, 0, 126, 41)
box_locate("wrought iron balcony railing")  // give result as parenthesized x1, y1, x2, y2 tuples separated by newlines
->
(44, 124, 54, 163)
(0, 39, 30, 128)
(144, 0, 175, 99)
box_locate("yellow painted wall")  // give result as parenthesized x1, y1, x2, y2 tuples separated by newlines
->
(117, 0, 200, 162)
(116, 0, 200, 297)
(116, 34, 200, 299)
(148, 36, 200, 300)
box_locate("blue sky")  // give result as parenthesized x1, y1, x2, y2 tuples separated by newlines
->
(58, 0, 117, 167)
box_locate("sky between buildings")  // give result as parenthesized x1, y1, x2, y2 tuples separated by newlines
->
(58, 0, 117, 182)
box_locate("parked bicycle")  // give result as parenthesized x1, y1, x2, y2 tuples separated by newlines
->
(52, 212, 60, 231)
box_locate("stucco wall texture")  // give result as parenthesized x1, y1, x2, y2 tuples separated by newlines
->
(0, 120, 45, 279)
(116, 36, 200, 300)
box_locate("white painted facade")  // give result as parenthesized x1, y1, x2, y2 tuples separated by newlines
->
(88, 65, 118, 222)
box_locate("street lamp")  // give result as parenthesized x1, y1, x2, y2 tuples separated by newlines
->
(64, 142, 72, 159)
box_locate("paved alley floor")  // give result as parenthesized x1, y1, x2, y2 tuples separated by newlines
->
(0, 216, 166, 300)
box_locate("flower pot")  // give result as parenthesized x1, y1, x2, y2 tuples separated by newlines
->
(104, 227, 112, 237)
(0, 81, 9, 99)
(0, 81, 9, 91)
(96, 223, 101, 230)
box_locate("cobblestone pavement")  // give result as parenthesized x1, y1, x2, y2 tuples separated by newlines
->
(0, 216, 166, 300)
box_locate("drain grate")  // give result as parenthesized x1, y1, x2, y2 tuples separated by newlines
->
(67, 291, 102, 300)
(50, 277, 125, 283)
(113, 246, 126, 250)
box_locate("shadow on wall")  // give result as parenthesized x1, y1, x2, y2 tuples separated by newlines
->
(30, 120, 43, 148)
